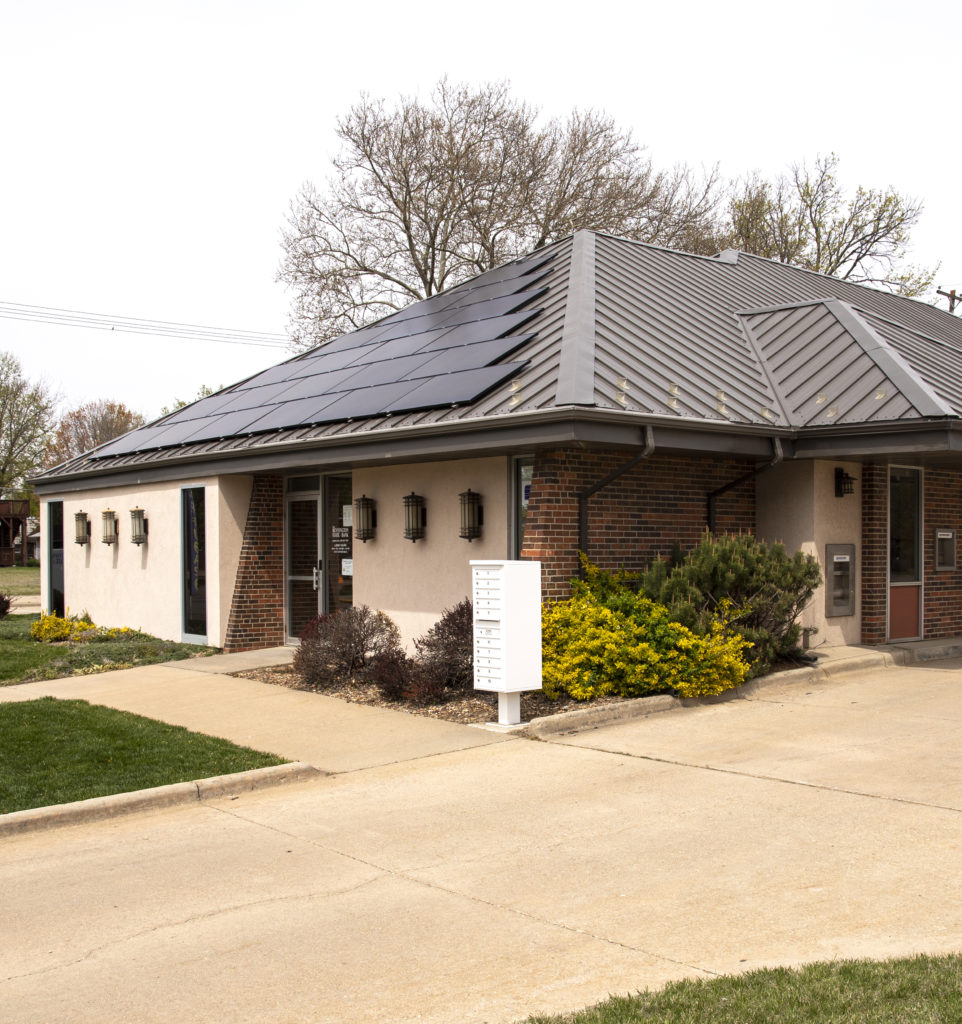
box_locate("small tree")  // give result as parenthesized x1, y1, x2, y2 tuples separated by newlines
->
(0, 351, 56, 496)
(45, 399, 145, 466)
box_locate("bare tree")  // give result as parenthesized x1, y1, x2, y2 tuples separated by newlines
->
(0, 352, 56, 496)
(45, 400, 145, 467)
(726, 155, 934, 295)
(280, 79, 724, 349)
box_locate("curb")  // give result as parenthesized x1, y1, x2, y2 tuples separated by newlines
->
(524, 648, 910, 739)
(0, 761, 325, 838)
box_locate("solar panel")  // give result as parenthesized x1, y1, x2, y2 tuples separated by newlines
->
(382, 363, 526, 413)
(88, 249, 554, 458)
(415, 311, 540, 350)
(408, 336, 534, 378)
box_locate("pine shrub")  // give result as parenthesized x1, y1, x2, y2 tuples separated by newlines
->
(639, 532, 822, 676)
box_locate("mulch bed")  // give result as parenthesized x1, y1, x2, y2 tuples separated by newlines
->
(233, 665, 631, 725)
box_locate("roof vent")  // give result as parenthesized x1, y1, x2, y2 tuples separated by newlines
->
(714, 249, 740, 265)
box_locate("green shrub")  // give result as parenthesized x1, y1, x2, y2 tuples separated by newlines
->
(542, 571, 750, 701)
(639, 532, 822, 677)
(294, 606, 401, 688)
(0, 592, 10, 620)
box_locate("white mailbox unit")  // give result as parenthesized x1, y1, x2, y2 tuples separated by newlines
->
(471, 559, 542, 726)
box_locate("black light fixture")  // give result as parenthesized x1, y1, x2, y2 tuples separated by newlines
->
(354, 495, 377, 542)
(835, 467, 856, 497)
(74, 511, 90, 545)
(101, 510, 118, 545)
(459, 488, 483, 541)
(130, 507, 148, 545)
(403, 492, 426, 542)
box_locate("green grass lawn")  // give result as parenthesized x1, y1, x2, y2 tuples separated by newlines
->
(0, 697, 286, 813)
(0, 565, 40, 596)
(524, 954, 962, 1023)
(0, 614, 217, 685)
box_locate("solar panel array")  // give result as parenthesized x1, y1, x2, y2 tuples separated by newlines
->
(96, 254, 554, 458)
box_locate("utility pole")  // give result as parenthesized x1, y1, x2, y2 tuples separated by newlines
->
(937, 287, 961, 313)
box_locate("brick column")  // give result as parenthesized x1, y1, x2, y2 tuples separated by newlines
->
(860, 462, 887, 644)
(224, 474, 285, 652)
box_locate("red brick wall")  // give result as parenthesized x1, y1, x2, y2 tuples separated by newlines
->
(860, 462, 887, 644)
(224, 474, 285, 652)
(861, 463, 962, 644)
(520, 449, 756, 602)
(921, 467, 962, 638)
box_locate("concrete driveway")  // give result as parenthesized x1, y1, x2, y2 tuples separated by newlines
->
(3, 659, 962, 1023)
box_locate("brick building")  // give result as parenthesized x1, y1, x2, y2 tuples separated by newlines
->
(32, 232, 962, 651)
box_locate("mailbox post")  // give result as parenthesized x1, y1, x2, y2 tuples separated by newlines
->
(471, 560, 542, 726)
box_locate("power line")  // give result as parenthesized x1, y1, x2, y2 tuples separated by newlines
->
(0, 301, 291, 348)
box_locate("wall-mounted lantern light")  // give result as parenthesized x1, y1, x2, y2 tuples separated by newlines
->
(74, 511, 90, 545)
(459, 488, 483, 541)
(835, 468, 856, 497)
(403, 492, 426, 542)
(130, 507, 148, 545)
(101, 510, 118, 545)
(354, 495, 377, 542)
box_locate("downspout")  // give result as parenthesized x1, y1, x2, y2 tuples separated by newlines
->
(706, 437, 783, 533)
(578, 425, 656, 576)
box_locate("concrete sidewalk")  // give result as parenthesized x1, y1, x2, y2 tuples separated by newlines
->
(2, 655, 962, 1024)
(0, 648, 509, 775)
(0, 636, 950, 835)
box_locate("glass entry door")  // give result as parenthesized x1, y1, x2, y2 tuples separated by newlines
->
(286, 475, 353, 640)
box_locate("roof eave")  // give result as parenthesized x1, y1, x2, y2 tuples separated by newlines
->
(31, 407, 791, 495)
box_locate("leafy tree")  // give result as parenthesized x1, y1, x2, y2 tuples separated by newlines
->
(280, 78, 724, 348)
(45, 400, 145, 466)
(0, 352, 56, 496)
(726, 154, 934, 295)
(160, 384, 222, 416)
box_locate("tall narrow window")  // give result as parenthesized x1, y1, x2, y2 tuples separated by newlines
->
(890, 468, 921, 583)
(48, 501, 65, 617)
(513, 457, 534, 559)
(182, 487, 207, 640)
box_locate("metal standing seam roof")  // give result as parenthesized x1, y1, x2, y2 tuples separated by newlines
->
(33, 230, 962, 488)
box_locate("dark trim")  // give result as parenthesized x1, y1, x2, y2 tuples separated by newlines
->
(706, 437, 783, 532)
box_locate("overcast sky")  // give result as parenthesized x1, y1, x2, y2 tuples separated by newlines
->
(2, 0, 958, 422)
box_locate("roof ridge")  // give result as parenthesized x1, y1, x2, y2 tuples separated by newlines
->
(823, 299, 955, 418)
(554, 229, 597, 406)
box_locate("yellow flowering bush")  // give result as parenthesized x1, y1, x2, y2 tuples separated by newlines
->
(30, 611, 142, 644)
(30, 611, 95, 643)
(542, 566, 750, 701)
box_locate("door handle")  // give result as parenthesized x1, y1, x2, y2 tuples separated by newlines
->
(312, 566, 319, 591)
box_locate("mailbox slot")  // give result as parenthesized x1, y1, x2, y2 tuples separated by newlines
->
(935, 528, 957, 571)
(825, 543, 856, 617)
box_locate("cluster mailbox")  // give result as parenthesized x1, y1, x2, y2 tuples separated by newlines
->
(471, 560, 542, 726)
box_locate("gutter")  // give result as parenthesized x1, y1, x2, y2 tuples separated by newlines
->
(577, 425, 656, 574)
(706, 437, 783, 532)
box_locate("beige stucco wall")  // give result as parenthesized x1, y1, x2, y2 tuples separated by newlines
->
(756, 459, 862, 646)
(39, 475, 252, 647)
(352, 457, 510, 646)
